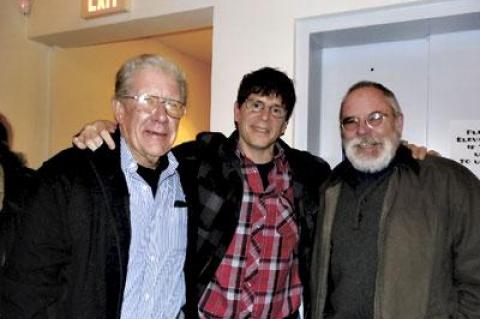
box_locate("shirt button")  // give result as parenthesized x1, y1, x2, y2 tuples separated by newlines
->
(149, 255, 155, 262)
(145, 293, 150, 301)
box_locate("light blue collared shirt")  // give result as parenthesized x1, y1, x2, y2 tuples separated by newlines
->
(119, 138, 187, 319)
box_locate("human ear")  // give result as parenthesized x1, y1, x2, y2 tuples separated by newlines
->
(112, 98, 124, 123)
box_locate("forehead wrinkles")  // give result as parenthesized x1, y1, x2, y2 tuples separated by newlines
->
(128, 69, 179, 96)
(341, 88, 391, 118)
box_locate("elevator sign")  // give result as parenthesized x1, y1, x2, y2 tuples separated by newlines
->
(82, 0, 130, 19)
(449, 120, 480, 178)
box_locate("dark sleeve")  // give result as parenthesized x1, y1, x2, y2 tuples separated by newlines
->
(451, 165, 480, 317)
(0, 165, 36, 269)
(0, 167, 71, 319)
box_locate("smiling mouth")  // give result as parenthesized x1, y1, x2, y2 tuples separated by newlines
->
(353, 138, 384, 151)
(252, 125, 269, 134)
(145, 130, 167, 137)
(358, 142, 380, 148)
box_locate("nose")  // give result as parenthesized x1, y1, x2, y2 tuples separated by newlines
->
(151, 104, 168, 122)
(356, 119, 371, 136)
(260, 106, 272, 120)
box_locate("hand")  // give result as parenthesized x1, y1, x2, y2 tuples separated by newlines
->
(72, 120, 117, 151)
(402, 140, 440, 160)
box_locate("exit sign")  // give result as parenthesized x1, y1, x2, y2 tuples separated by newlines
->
(82, 0, 130, 19)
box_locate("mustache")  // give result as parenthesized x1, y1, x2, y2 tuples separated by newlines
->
(348, 136, 382, 147)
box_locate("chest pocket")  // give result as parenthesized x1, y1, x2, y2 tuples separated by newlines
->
(168, 185, 188, 254)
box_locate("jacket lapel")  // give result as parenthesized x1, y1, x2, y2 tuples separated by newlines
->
(88, 130, 131, 316)
(315, 182, 341, 312)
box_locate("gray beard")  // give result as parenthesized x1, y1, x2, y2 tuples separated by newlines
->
(343, 134, 400, 173)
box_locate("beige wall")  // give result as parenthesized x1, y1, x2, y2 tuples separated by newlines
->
(0, 0, 49, 168)
(49, 39, 210, 156)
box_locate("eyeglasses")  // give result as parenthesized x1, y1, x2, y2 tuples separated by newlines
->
(244, 99, 287, 119)
(340, 111, 390, 132)
(119, 93, 186, 119)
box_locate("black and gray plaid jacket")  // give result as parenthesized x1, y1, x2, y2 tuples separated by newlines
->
(174, 131, 331, 318)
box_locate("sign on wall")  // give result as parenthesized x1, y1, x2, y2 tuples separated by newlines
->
(449, 120, 480, 178)
(82, 0, 130, 19)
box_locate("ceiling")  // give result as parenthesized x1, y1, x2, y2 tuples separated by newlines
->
(155, 28, 212, 64)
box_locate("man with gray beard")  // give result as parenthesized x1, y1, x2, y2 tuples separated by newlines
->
(310, 81, 480, 319)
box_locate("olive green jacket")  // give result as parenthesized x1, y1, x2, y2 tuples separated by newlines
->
(311, 145, 480, 319)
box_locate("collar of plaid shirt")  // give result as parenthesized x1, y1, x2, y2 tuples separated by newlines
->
(199, 142, 302, 318)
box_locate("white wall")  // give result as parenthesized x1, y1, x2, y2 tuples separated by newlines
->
(314, 28, 480, 170)
(318, 39, 429, 167)
(210, 0, 421, 144)
(294, 0, 480, 172)
(24, 0, 420, 149)
(428, 29, 480, 154)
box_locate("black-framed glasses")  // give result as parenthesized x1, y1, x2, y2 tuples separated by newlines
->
(244, 99, 287, 119)
(119, 93, 186, 119)
(340, 111, 389, 132)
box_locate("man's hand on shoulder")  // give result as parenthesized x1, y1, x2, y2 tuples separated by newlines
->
(73, 120, 117, 151)
(402, 140, 440, 160)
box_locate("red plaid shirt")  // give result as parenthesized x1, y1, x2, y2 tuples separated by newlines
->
(199, 146, 302, 318)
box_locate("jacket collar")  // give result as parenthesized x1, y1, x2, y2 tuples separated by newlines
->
(89, 128, 122, 176)
(87, 129, 130, 202)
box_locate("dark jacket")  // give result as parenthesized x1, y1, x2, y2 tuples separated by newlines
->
(0, 131, 194, 319)
(0, 143, 35, 269)
(310, 145, 480, 319)
(174, 131, 331, 318)
(0, 134, 130, 319)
